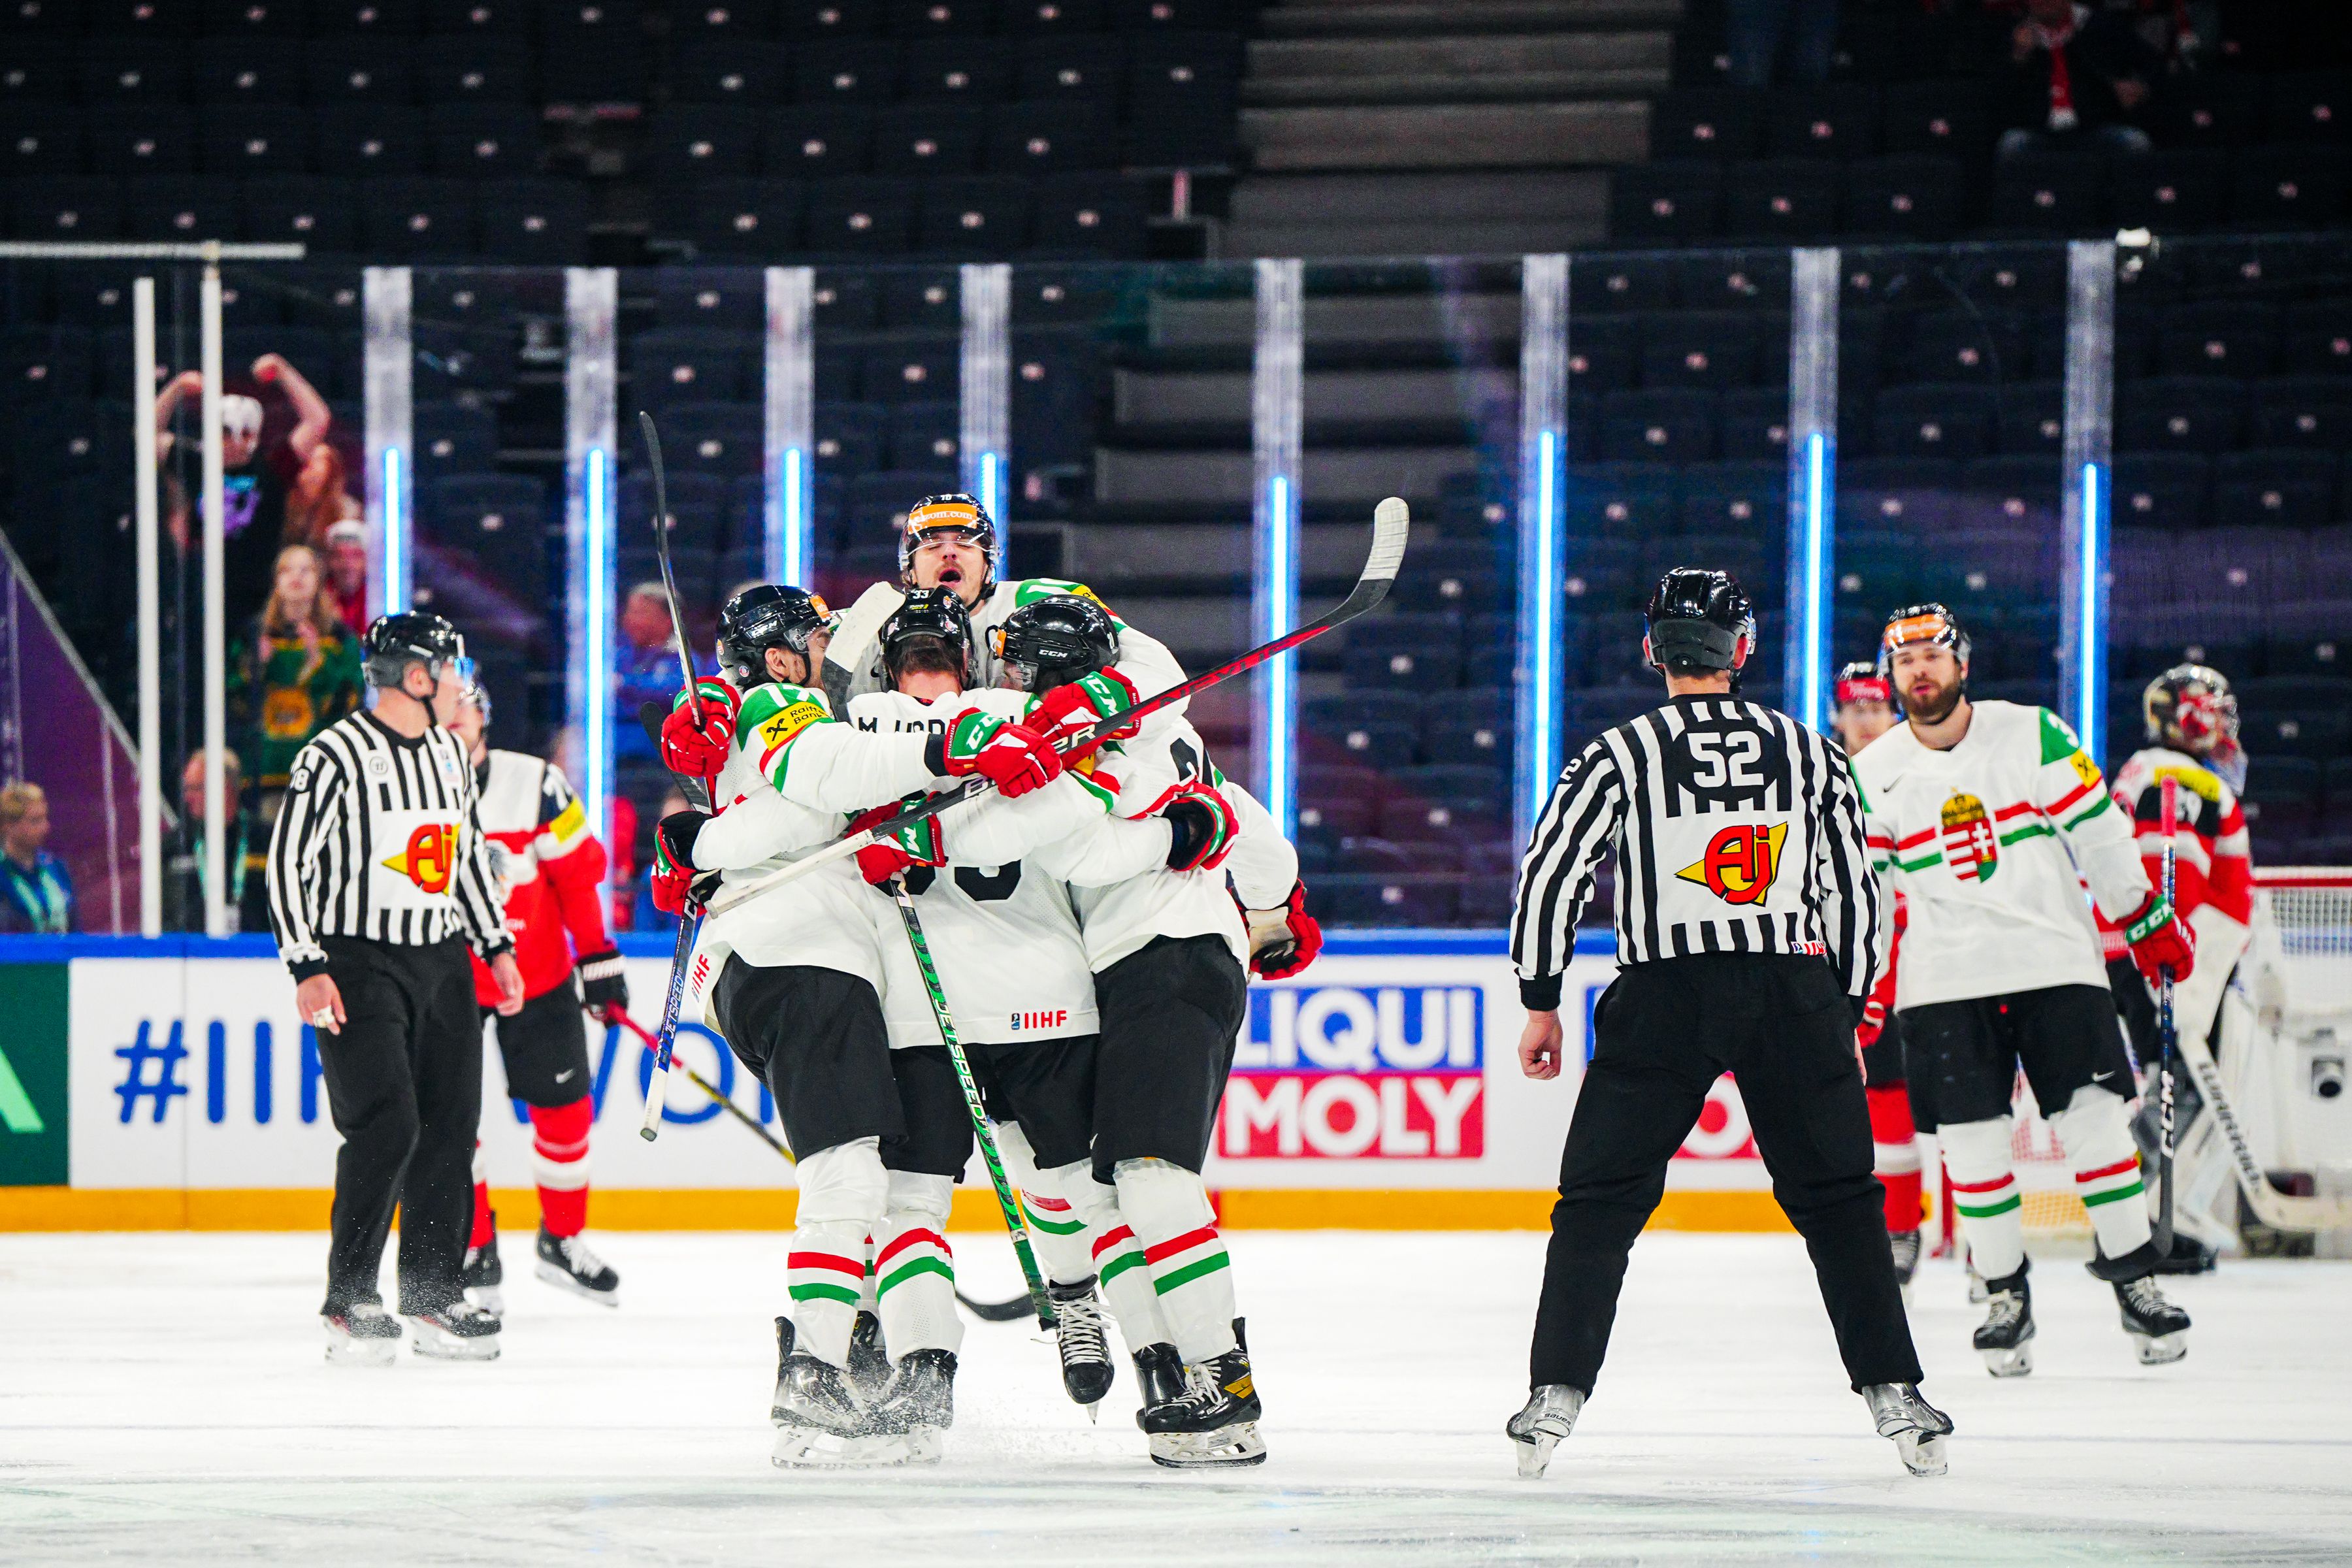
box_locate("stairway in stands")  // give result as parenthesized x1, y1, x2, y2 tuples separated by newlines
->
(1222, 0, 1681, 259)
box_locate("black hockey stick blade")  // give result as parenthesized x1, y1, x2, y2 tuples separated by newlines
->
(638, 409, 700, 706)
(955, 1290, 1034, 1322)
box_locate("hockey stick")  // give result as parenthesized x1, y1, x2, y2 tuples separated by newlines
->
(2170, 1007, 2352, 1231)
(640, 408, 706, 1143)
(701, 496, 1412, 921)
(612, 1008, 1037, 1320)
(2155, 776, 2179, 1254)
(884, 874, 1056, 1332)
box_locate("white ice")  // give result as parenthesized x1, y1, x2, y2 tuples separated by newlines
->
(4, 1230, 2349, 1565)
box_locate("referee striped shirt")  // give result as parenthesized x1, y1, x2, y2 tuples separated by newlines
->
(1510, 694, 1882, 1010)
(266, 708, 512, 981)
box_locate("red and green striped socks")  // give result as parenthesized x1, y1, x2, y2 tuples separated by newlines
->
(1112, 1158, 1239, 1364)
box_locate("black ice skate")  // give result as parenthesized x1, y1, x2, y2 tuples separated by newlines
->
(1141, 1321, 1265, 1469)
(1505, 1385, 1584, 1479)
(771, 1350, 877, 1468)
(1049, 1278, 1113, 1415)
(1132, 1341, 1186, 1428)
(323, 1301, 403, 1367)
(848, 1309, 890, 1401)
(1973, 1262, 2034, 1377)
(402, 1299, 502, 1361)
(1889, 1228, 1923, 1298)
(534, 1228, 619, 1306)
(462, 1212, 504, 1313)
(2086, 1244, 2190, 1364)
(1861, 1382, 1953, 1477)
(868, 1348, 957, 1465)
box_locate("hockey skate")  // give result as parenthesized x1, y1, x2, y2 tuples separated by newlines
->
(403, 1299, 502, 1361)
(771, 1350, 880, 1468)
(868, 1349, 957, 1465)
(1049, 1278, 1113, 1416)
(1889, 1228, 1923, 1300)
(461, 1212, 504, 1314)
(534, 1228, 619, 1307)
(2085, 1245, 2190, 1364)
(1142, 1322, 1265, 1469)
(1505, 1386, 1584, 1479)
(1861, 1383, 1952, 1477)
(848, 1309, 891, 1401)
(1973, 1264, 2034, 1377)
(1132, 1342, 1186, 1428)
(323, 1301, 402, 1367)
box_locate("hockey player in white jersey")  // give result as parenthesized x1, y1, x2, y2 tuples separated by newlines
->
(1852, 604, 2200, 1375)
(839, 588, 1230, 1460)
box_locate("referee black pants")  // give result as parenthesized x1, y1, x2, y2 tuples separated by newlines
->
(315, 936, 482, 1315)
(1531, 953, 1921, 1395)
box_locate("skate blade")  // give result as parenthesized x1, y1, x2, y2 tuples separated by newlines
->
(1967, 1279, 1988, 1305)
(1148, 1422, 1267, 1469)
(772, 1428, 934, 1469)
(464, 1285, 506, 1315)
(404, 1321, 501, 1362)
(325, 1334, 399, 1368)
(1893, 1432, 1949, 1477)
(1512, 1433, 1561, 1480)
(1978, 1344, 2032, 1378)
(534, 1260, 619, 1307)
(2129, 1329, 2189, 1365)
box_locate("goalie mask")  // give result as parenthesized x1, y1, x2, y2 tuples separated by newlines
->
(990, 595, 1120, 693)
(897, 492, 1000, 596)
(880, 587, 973, 687)
(716, 584, 835, 686)
(2144, 664, 2239, 760)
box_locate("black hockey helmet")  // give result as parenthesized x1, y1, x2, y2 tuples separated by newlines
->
(716, 584, 835, 686)
(362, 611, 465, 689)
(1833, 660, 1892, 710)
(1878, 602, 1971, 674)
(1644, 567, 1756, 674)
(2144, 663, 2238, 757)
(896, 492, 999, 593)
(990, 594, 1120, 693)
(880, 586, 973, 686)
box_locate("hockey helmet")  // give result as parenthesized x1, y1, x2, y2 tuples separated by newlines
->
(991, 595, 1120, 693)
(880, 587, 973, 685)
(362, 611, 466, 689)
(2144, 664, 2238, 758)
(1643, 567, 1756, 674)
(716, 584, 835, 686)
(897, 492, 1000, 593)
(1878, 602, 1971, 674)
(455, 657, 491, 725)
(1833, 660, 1892, 710)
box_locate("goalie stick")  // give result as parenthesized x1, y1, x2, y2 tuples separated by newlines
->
(2166, 1008, 2352, 1233)
(638, 410, 706, 1143)
(698, 495, 1411, 921)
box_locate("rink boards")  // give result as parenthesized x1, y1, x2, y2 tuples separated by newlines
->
(0, 932, 1793, 1231)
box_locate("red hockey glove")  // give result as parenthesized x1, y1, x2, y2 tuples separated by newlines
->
(575, 947, 628, 1022)
(1028, 669, 1141, 757)
(659, 678, 742, 781)
(2123, 892, 2196, 987)
(940, 709, 1062, 798)
(650, 810, 709, 917)
(845, 801, 947, 887)
(1155, 777, 1238, 873)
(1245, 881, 1322, 980)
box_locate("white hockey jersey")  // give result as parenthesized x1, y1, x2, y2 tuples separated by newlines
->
(1852, 700, 2151, 1009)
(847, 686, 1175, 1048)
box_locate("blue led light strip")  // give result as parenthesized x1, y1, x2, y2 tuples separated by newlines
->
(382, 446, 406, 613)
(1266, 471, 1292, 830)
(585, 446, 610, 866)
(1531, 427, 1560, 791)
(1802, 431, 1828, 727)
(2079, 459, 2105, 756)
(781, 446, 807, 586)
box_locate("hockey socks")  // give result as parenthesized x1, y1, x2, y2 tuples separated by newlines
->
(469, 1142, 494, 1250)
(1867, 1085, 1923, 1235)
(530, 1098, 594, 1238)
(788, 1137, 889, 1369)
(997, 1122, 1176, 1354)
(1938, 1117, 2027, 1281)
(874, 1173, 962, 1361)
(2048, 1085, 2155, 1262)
(1112, 1158, 1238, 1365)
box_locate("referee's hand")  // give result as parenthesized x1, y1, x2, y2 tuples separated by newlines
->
(297, 974, 346, 1036)
(1519, 1011, 1565, 1081)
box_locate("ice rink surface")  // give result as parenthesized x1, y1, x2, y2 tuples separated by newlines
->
(3, 1230, 2349, 1566)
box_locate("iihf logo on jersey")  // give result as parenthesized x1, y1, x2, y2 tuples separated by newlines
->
(1940, 791, 1999, 881)
(1009, 1009, 1069, 1032)
(1674, 823, 1786, 905)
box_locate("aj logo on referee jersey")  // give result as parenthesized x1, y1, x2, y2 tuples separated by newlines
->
(1675, 823, 1786, 906)
(382, 823, 457, 894)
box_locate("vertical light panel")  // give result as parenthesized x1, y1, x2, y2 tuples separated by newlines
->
(362, 267, 413, 617)
(131, 276, 162, 936)
(1516, 253, 1568, 849)
(764, 265, 815, 585)
(1783, 246, 1839, 731)
(199, 262, 227, 938)
(1252, 258, 1304, 834)
(564, 267, 618, 871)
(2059, 239, 2116, 768)
(959, 263, 1010, 523)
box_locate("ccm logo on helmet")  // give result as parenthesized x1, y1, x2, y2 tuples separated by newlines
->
(1675, 823, 1787, 906)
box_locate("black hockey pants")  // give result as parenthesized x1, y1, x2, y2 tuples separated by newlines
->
(1529, 953, 1923, 1395)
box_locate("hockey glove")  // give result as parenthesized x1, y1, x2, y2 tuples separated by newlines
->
(845, 800, 947, 887)
(1028, 669, 1141, 757)
(650, 809, 710, 917)
(2123, 892, 2197, 987)
(1156, 777, 1239, 873)
(1245, 881, 1322, 980)
(575, 947, 628, 1022)
(659, 678, 742, 782)
(937, 709, 1062, 799)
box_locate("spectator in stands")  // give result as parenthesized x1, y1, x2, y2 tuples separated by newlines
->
(1725, 0, 1838, 86)
(228, 543, 363, 848)
(0, 782, 73, 934)
(614, 581, 701, 760)
(286, 441, 363, 546)
(320, 518, 370, 637)
(1997, 0, 2163, 159)
(155, 352, 334, 629)
(163, 747, 268, 934)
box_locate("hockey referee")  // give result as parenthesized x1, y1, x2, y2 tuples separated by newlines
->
(267, 611, 525, 1365)
(1503, 568, 1949, 1480)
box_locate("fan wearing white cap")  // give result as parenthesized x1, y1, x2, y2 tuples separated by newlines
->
(154, 351, 335, 628)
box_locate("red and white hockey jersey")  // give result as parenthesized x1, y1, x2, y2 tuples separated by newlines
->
(2108, 745, 2253, 929)
(467, 749, 613, 1005)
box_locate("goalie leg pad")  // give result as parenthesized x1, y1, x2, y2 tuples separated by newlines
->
(790, 1136, 889, 1369)
(1113, 1157, 1237, 1365)
(2048, 1085, 2155, 1263)
(1939, 1117, 2027, 1281)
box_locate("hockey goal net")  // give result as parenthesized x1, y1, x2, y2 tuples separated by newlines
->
(1935, 868, 2352, 1245)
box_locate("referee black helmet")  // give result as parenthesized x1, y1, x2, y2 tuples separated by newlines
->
(1643, 568, 1755, 675)
(881, 587, 973, 685)
(362, 612, 466, 689)
(716, 584, 835, 685)
(991, 594, 1119, 693)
